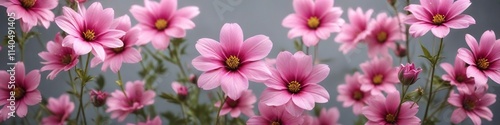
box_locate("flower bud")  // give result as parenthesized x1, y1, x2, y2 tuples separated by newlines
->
(171, 82, 188, 100)
(189, 74, 197, 84)
(395, 44, 407, 58)
(90, 90, 108, 107)
(398, 63, 422, 85)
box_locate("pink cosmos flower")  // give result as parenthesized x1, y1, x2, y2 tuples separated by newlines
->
(365, 13, 404, 57)
(214, 90, 256, 118)
(441, 56, 475, 94)
(363, 92, 420, 125)
(398, 63, 422, 85)
(359, 56, 399, 95)
(90, 15, 142, 73)
(448, 86, 496, 125)
(247, 103, 304, 125)
(457, 30, 500, 85)
(0, 0, 58, 31)
(191, 23, 272, 100)
(41, 94, 74, 125)
(337, 72, 371, 115)
(38, 32, 79, 80)
(130, 0, 199, 50)
(55, 2, 125, 61)
(282, 0, 344, 47)
(106, 80, 155, 122)
(404, 0, 475, 38)
(334, 7, 373, 54)
(0, 62, 42, 120)
(316, 107, 340, 125)
(127, 116, 162, 125)
(260, 51, 330, 116)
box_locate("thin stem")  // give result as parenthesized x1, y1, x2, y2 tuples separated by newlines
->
(306, 46, 310, 55)
(117, 71, 128, 99)
(169, 46, 188, 78)
(396, 84, 409, 117)
(76, 54, 91, 125)
(405, 0, 411, 63)
(428, 86, 453, 118)
(215, 96, 226, 125)
(422, 38, 444, 123)
(313, 45, 319, 64)
(180, 103, 188, 125)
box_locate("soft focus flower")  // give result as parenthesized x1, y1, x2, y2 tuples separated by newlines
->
(441, 56, 475, 94)
(0, 0, 58, 31)
(90, 15, 142, 73)
(282, 0, 344, 47)
(90, 90, 108, 107)
(394, 43, 407, 57)
(38, 32, 79, 80)
(76, 0, 86, 3)
(316, 107, 340, 125)
(260, 51, 330, 116)
(215, 90, 256, 118)
(363, 92, 420, 125)
(127, 116, 162, 125)
(55, 2, 125, 61)
(448, 86, 496, 125)
(130, 0, 199, 50)
(404, 0, 475, 38)
(189, 74, 197, 84)
(247, 103, 304, 125)
(360, 56, 398, 95)
(0, 62, 41, 120)
(106, 80, 155, 122)
(365, 13, 404, 57)
(398, 63, 422, 85)
(457, 30, 500, 85)
(334, 7, 373, 54)
(171, 81, 188, 100)
(302, 114, 319, 125)
(41, 94, 74, 125)
(337, 72, 371, 115)
(191, 23, 272, 100)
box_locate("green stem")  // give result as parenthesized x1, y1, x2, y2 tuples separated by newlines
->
(422, 38, 444, 123)
(313, 45, 319, 64)
(428, 86, 453, 118)
(215, 96, 226, 125)
(117, 71, 128, 99)
(77, 54, 91, 125)
(169, 46, 188, 78)
(405, 0, 411, 63)
(180, 103, 188, 125)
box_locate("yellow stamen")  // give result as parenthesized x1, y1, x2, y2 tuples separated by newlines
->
(20, 0, 36, 8)
(307, 16, 320, 29)
(477, 58, 490, 70)
(225, 55, 240, 70)
(385, 113, 396, 123)
(288, 81, 301, 93)
(155, 19, 168, 30)
(432, 14, 446, 25)
(377, 32, 388, 43)
(82, 29, 96, 41)
(373, 74, 384, 85)
(14, 87, 25, 99)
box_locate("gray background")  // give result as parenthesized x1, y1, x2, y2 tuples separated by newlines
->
(1, 0, 500, 124)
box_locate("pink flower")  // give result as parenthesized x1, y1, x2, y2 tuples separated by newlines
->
(0, 62, 42, 120)
(55, 2, 125, 61)
(247, 103, 304, 125)
(448, 86, 496, 125)
(215, 90, 256, 118)
(282, 0, 344, 47)
(316, 107, 340, 125)
(457, 30, 500, 85)
(106, 80, 155, 122)
(130, 0, 199, 50)
(398, 63, 422, 85)
(0, 0, 58, 31)
(38, 32, 79, 80)
(260, 51, 330, 116)
(363, 92, 420, 125)
(334, 7, 373, 54)
(360, 56, 399, 95)
(171, 81, 188, 100)
(90, 15, 142, 73)
(76, 0, 86, 3)
(404, 0, 475, 38)
(41, 94, 74, 125)
(441, 56, 475, 94)
(337, 72, 371, 115)
(394, 44, 407, 58)
(90, 90, 108, 107)
(127, 116, 162, 125)
(191, 23, 272, 100)
(365, 13, 404, 57)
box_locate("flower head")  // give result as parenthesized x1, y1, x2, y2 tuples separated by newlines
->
(317, 107, 340, 125)
(365, 13, 404, 57)
(39, 32, 79, 80)
(337, 72, 371, 115)
(441, 56, 475, 94)
(215, 90, 256, 118)
(247, 103, 304, 125)
(334, 7, 373, 54)
(398, 63, 422, 85)
(192, 23, 272, 100)
(363, 92, 420, 125)
(171, 81, 188, 100)
(448, 86, 496, 125)
(90, 90, 108, 107)
(359, 56, 399, 95)
(0, 0, 58, 31)
(106, 80, 155, 122)
(404, 0, 475, 38)
(41, 94, 74, 125)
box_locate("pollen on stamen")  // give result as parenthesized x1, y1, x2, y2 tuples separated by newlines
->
(307, 16, 320, 29)
(83, 29, 96, 41)
(432, 14, 446, 25)
(225, 55, 240, 70)
(287, 81, 301, 93)
(155, 19, 168, 30)
(373, 74, 384, 85)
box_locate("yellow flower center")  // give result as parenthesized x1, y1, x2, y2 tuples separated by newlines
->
(432, 14, 446, 25)
(385, 113, 396, 123)
(20, 0, 36, 8)
(112, 47, 124, 53)
(155, 19, 168, 30)
(61, 54, 72, 65)
(307, 16, 320, 29)
(83, 29, 96, 41)
(287, 81, 301, 93)
(477, 58, 490, 70)
(14, 87, 25, 99)
(377, 31, 388, 43)
(353, 90, 363, 100)
(271, 121, 280, 125)
(373, 74, 384, 85)
(463, 98, 476, 111)
(225, 55, 240, 70)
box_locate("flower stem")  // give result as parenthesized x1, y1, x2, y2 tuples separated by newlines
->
(215, 96, 226, 125)
(313, 45, 319, 64)
(169, 46, 188, 78)
(422, 38, 444, 123)
(117, 71, 128, 99)
(428, 86, 453, 118)
(180, 103, 188, 125)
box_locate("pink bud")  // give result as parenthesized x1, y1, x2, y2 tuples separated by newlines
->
(171, 82, 188, 100)
(395, 44, 407, 58)
(398, 63, 422, 85)
(90, 90, 108, 107)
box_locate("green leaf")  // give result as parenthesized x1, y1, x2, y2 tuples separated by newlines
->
(419, 42, 432, 61)
(159, 92, 181, 104)
(161, 111, 185, 125)
(294, 39, 303, 52)
(95, 74, 105, 90)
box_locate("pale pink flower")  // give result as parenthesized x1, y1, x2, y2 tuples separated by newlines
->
(191, 23, 272, 100)
(171, 81, 188, 100)
(106, 80, 155, 122)
(334, 7, 373, 54)
(404, 0, 475, 38)
(38, 32, 79, 80)
(365, 13, 404, 57)
(316, 107, 340, 125)
(130, 0, 199, 50)
(457, 30, 500, 85)
(363, 92, 420, 125)
(55, 2, 125, 61)
(215, 90, 256, 118)
(441, 56, 475, 94)
(448, 86, 496, 125)
(260, 51, 330, 116)
(0, 0, 58, 31)
(282, 0, 344, 47)
(337, 72, 371, 115)
(0, 62, 42, 120)
(359, 56, 399, 95)
(247, 103, 304, 125)
(41, 94, 74, 125)
(90, 15, 142, 73)
(127, 116, 162, 125)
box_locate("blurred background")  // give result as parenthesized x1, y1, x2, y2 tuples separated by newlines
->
(1, 0, 500, 124)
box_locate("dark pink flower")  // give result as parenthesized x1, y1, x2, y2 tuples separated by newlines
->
(247, 103, 304, 125)
(335, 7, 373, 54)
(360, 56, 399, 95)
(441, 56, 475, 94)
(365, 13, 404, 57)
(215, 90, 256, 118)
(106, 80, 155, 122)
(38, 32, 79, 80)
(398, 63, 422, 85)
(90, 90, 107, 107)
(337, 72, 371, 115)
(363, 92, 420, 125)
(0, 0, 58, 31)
(41, 94, 74, 125)
(448, 86, 496, 125)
